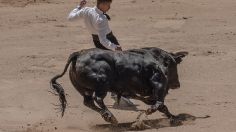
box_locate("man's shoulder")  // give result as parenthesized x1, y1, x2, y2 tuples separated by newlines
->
(82, 6, 93, 12)
(83, 7, 99, 16)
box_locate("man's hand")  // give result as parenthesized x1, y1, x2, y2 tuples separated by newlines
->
(80, 0, 87, 7)
(115, 45, 122, 51)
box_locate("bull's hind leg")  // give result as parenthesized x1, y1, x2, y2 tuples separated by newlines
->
(94, 89, 118, 124)
(83, 92, 103, 114)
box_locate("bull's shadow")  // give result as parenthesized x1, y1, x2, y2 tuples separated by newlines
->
(92, 113, 210, 132)
(107, 104, 140, 111)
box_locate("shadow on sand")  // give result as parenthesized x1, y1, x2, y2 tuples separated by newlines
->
(92, 113, 210, 132)
(107, 104, 140, 111)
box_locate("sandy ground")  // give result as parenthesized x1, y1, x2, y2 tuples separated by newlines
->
(0, 0, 236, 131)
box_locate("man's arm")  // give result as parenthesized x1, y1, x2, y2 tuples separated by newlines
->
(67, 0, 87, 21)
(96, 21, 121, 51)
(98, 32, 117, 51)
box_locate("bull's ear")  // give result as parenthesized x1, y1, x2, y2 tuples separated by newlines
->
(173, 51, 188, 64)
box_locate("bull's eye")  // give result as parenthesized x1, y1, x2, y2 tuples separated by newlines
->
(164, 62, 169, 67)
(163, 60, 170, 67)
(164, 71, 168, 76)
(163, 58, 170, 67)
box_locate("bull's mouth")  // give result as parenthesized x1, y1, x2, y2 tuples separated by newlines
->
(169, 85, 180, 89)
(168, 82, 180, 89)
(171, 87, 180, 89)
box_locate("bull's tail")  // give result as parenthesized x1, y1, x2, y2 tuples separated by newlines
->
(50, 52, 79, 117)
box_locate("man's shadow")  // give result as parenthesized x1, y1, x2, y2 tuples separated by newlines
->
(92, 113, 210, 132)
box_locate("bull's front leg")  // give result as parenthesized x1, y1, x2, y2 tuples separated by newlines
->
(145, 72, 182, 125)
(145, 101, 164, 115)
(145, 71, 167, 115)
(146, 102, 182, 125)
(145, 102, 175, 119)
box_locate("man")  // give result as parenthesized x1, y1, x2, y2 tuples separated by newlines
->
(68, 0, 134, 107)
(68, 0, 121, 51)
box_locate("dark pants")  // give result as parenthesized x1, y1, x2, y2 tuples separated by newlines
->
(92, 32, 120, 50)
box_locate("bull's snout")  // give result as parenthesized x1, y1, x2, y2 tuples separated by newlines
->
(170, 83, 180, 89)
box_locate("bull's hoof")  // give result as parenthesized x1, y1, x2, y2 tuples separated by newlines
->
(145, 108, 156, 115)
(101, 111, 118, 125)
(109, 115, 118, 125)
(170, 117, 183, 126)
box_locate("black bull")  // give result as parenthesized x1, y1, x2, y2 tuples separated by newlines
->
(50, 47, 188, 124)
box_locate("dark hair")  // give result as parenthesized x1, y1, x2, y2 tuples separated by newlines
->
(97, 0, 112, 5)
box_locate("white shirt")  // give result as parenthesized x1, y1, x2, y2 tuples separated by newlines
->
(68, 6, 118, 51)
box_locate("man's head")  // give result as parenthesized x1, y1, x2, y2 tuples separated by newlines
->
(97, 0, 112, 13)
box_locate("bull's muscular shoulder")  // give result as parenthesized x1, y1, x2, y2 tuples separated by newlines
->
(115, 51, 159, 71)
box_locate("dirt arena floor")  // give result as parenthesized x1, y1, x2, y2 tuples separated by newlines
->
(0, 0, 236, 131)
